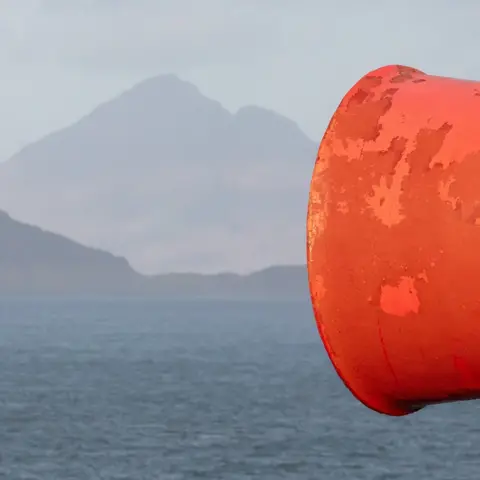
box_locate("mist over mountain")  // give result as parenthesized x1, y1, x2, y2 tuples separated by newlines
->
(0, 211, 308, 299)
(0, 74, 316, 274)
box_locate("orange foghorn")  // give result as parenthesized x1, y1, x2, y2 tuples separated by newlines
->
(307, 65, 480, 416)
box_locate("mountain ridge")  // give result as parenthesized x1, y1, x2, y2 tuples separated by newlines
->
(0, 210, 309, 300)
(0, 73, 316, 274)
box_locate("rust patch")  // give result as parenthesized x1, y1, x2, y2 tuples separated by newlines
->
(397, 65, 420, 75)
(334, 96, 395, 143)
(390, 65, 419, 83)
(390, 75, 409, 84)
(407, 122, 453, 173)
(347, 89, 371, 106)
(381, 88, 400, 99)
(333, 76, 401, 144)
(362, 75, 383, 90)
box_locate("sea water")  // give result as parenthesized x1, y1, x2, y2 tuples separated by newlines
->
(0, 299, 476, 479)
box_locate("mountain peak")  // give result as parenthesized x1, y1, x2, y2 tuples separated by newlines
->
(0, 75, 317, 274)
(123, 73, 201, 99)
(73, 72, 230, 134)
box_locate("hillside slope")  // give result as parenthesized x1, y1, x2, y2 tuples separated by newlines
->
(0, 211, 309, 299)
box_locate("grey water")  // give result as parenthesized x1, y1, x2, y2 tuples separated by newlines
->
(0, 299, 477, 479)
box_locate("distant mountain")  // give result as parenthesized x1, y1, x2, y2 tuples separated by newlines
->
(0, 74, 316, 274)
(145, 265, 309, 300)
(0, 211, 308, 300)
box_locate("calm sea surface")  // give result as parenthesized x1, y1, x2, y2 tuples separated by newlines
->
(0, 299, 477, 479)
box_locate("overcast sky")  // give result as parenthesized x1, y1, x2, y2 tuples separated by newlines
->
(1, 0, 479, 161)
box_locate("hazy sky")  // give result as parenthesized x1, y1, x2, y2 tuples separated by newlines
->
(1, 0, 479, 161)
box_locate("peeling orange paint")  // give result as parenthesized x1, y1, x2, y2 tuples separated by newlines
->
(380, 277, 420, 316)
(366, 155, 409, 226)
